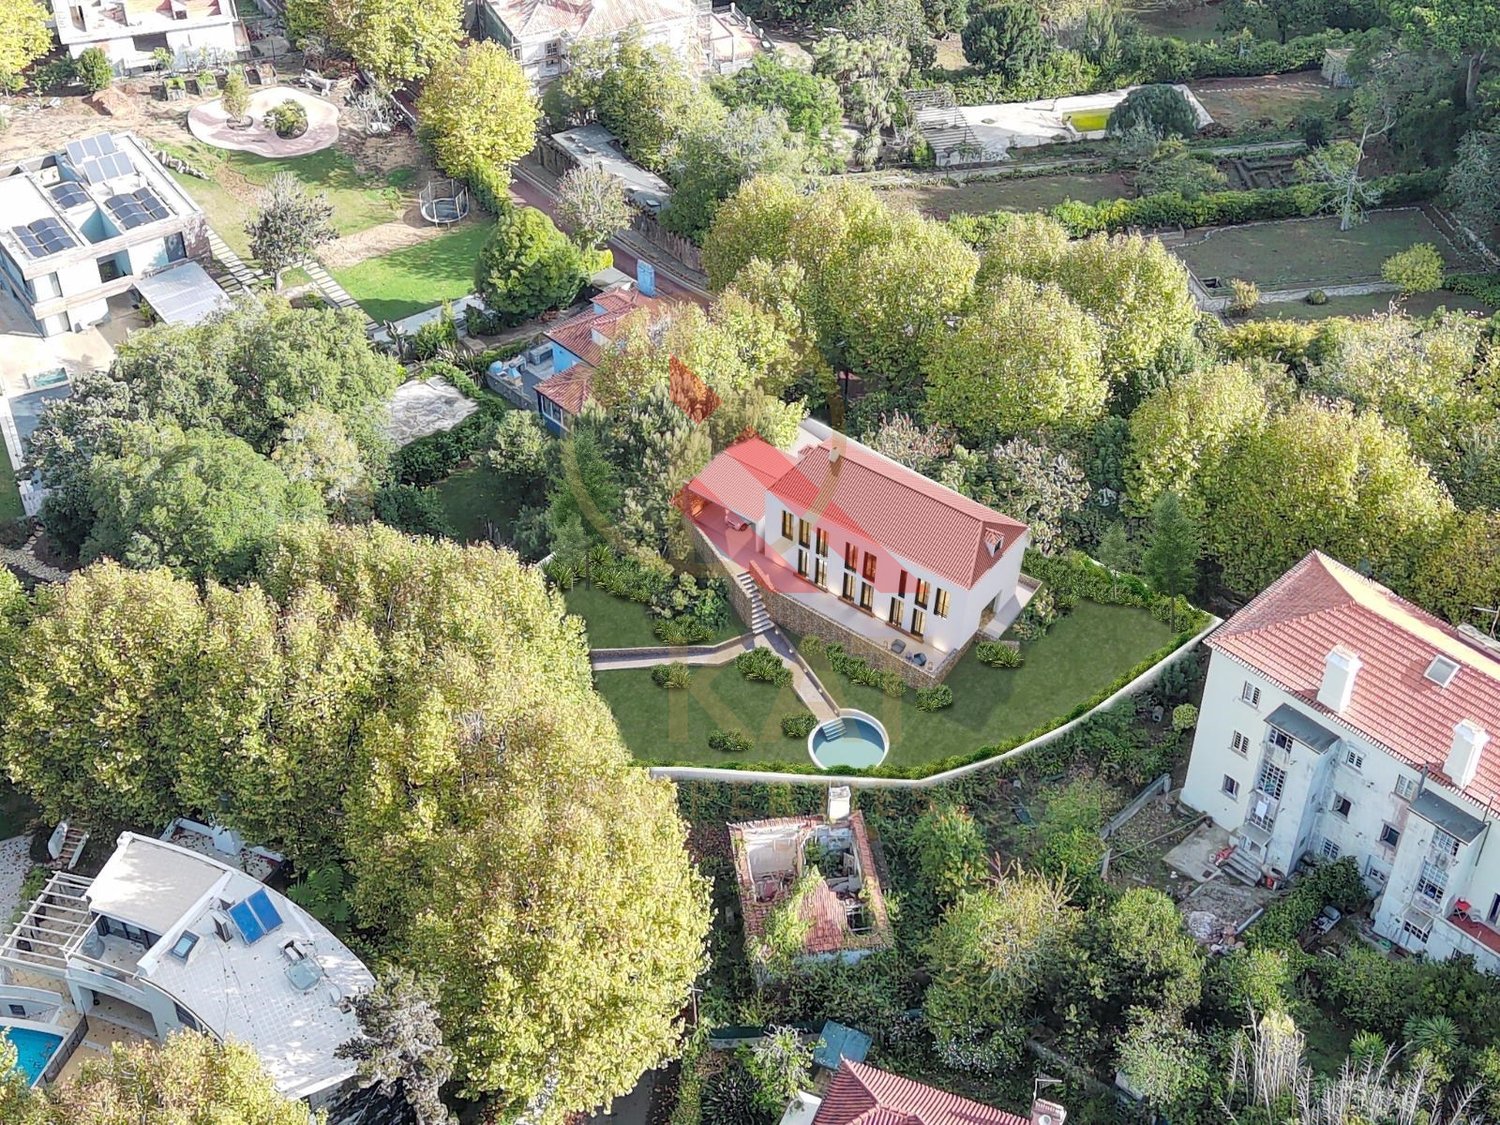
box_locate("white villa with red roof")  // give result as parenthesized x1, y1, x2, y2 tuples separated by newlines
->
(1182, 550, 1500, 970)
(681, 422, 1031, 686)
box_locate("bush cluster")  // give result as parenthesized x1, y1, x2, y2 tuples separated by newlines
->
(915, 685, 955, 712)
(1246, 857, 1371, 949)
(571, 548, 731, 644)
(818, 641, 907, 698)
(389, 397, 510, 486)
(736, 647, 792, 686)
(651, 662, 692, 689)
(708, 728, 752, 754)
(1118, 27, 1378, 85)
(781, 712, 817, 739)
(1445, 273, 1500, 305)
(975, 640, 1024, 668)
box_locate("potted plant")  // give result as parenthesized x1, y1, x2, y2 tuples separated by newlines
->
(265, 98, 309, 140)
(194, 69, 218, 96)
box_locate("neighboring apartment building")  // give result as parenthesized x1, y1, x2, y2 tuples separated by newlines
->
(0, 831, 374, 1107)
(52, 0, 244, 74)
(476, 0, 758, 86)
(781, 1059, 1067, 1125)
(682, 422, 1031, 684)
(0, 132, 210, 337)
(1181, 550, 1500, 972)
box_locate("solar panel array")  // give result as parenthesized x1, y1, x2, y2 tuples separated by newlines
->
(49, 181, 91, 210)
(9, 217, 77, 259)
(105, 187, 170, 230)
(64, 133, 119, 164)
(228, 888, 286, 945)
(76, 151, 135, 185)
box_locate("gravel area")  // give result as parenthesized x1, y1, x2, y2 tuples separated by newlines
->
(0, 835, 35, 922)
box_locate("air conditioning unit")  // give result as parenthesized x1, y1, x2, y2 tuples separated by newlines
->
(210, 910, 234, 942)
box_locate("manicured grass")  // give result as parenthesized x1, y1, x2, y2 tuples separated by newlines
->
(164, 142, 412, 259)
(330, 222, 491, 322)
(1174, 210, 1464, 291)
(1252, 289, 1497, 321)
(565, 582, 746, 650)
(595, 663, 814, 767)
(801, 601, 1177, 770)
(877, 172, 1132, 218)
(432, 462, 519, 544)
(0, 450, 24, 524)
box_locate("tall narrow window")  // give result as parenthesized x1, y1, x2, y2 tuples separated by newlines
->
(859, 583, 874, 610)
(898, 570, 908, 596)
(862, 551, 877, 582)
(798, 519, 810, 548)
(781, 510, 793, 540)
(888, 597, 903, 626)
(797, 550, 808, 577)
(814, 558, 827, 588)
(933, 588, 949, 617)
(911, 607, 926, 637)
(815, 528, 828, 556)
(841, 573, 855, 600)
(914, 579, 930, 608)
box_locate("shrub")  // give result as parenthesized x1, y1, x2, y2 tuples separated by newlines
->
(1246, 856, 1370, 949)
(1155, 654, 1200, 705)
(77, 48, 115, 93)
(1107, 84, 1200, 141)
(266, 98, 309, 139)
(1171, 703, 1198, 732)
(819, 642, 906, 698)
(1446, 272, 1500, 305)
(652, 662, 692, 689)
(911, 805, 988, 902)
(473, 202, 597, 327)
(1306, 288, 1329, 305)
(709, 728, 752, 753)
(737, 647, 793, 686)
(975, 641, 1023, 668)
(1227, 278, 1261, 316)
(781, 713, 817, 739)
(408, 306, 459, 360)
(389, 396, 509, 485)
(374, 484, 453, 537)
(700, 1062, 763, 1125)
(915, 685, 955, 712)
(1297, 111, 1332, 147)
(1381, 243, 1445, 293)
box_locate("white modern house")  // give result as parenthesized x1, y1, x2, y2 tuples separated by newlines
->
(0, 831, 374, 1107)
(0, 132, 212, 337)
(682, 422, 1031, 684)
(1182, 550, 1500, 971)
(51, 0, 244, 74)
(475, 0, 759, 86)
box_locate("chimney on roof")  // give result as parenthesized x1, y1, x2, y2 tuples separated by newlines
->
(828, 441, 841, 464)
(1031, 1098, 1067, 1125)
(1317, 646, 1361, 713)
(827, 785, 851, 823)
(1445, 720, 1489, 789)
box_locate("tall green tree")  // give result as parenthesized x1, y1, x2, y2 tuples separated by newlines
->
(715, 54, 843, 150)
(473, 204, 599, 325)
(1141, 491, 1200, 624)
(416, 42, 538, 181)
(1107, 83, 1201, 139)
(1384, 0, 1498, 108)
(664, 105, 811, 241)
(962, 3, 1049, 78)
(555, 164, 635, 249)
(0, 0, 51, 90)
(810, 34, 910, 167)
(287, 0, 462, 83)
(1448, 131, 1500, 232)
(245, 172, 336, 289)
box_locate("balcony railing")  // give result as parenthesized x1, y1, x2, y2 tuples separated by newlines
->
(1246, 789, 1280, 833)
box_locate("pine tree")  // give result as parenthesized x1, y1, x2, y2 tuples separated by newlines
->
(1142, 492, 1200, 628)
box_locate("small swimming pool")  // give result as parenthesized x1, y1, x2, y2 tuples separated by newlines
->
(808, 710, 890, 770)
(2, 1025, 63, 1086)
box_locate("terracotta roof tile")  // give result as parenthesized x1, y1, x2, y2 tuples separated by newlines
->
(813, 1061, 1028, 1125)
(534, 367, 593, 415)
(683, 436, 795, 522)
(1210, 550, 1500, 807)
(543, 289, 667, 372)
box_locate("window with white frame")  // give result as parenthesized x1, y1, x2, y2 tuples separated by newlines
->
(1395, 775, 1418, 801)
(1432, 828, 1460, 857)
(1344, 748, 1365, 770)
(1365, 859, 1388, 885)
(1222, 775, 1240, 798)
(1268, 727, 1294, 752)
(1257, 762, 1287, 799)
(1416, 860, 1448, 902)
(1403, 918, 1432, 943)
(1320, 838, 1341, 860)
(1241, 682, 1261, 707)
(1231, 731, 1251, 756)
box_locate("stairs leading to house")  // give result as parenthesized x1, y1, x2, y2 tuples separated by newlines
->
(734, 572, 773, 634)
(820, 718, 846, 740)
(1221, 846, 1262, 886)
(49, 822, 90, 871)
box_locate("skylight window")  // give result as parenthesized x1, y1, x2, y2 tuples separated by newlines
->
(169, 931, 199, 961)
(1425, 655, 1460, 687)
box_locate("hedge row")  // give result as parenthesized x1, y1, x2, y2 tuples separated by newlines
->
(1244, 856, 1371, 949)
(389, 395, 509, 486)
(1050, 170, 1445, 236)
(1117, 28, 1379, 85)
(1446, 273, 1500, 307)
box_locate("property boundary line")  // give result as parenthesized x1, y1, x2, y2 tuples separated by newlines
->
(647, 614, 1222, 789)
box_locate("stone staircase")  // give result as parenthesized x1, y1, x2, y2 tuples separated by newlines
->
(734, 572, 773, 634)
(1220, 845, 1262, 886)
(302, 260, 369, 321)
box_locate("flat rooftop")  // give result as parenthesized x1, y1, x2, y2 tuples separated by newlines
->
(52, 0, 237, 45)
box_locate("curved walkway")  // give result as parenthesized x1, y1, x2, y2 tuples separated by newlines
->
(187, 87, 340, 157)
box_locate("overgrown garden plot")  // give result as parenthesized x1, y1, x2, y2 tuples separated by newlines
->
(876, 171, 1132, 217)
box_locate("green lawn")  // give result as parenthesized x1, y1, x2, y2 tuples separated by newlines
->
(164, 142, 412, 259)
(433, 462, 520, 545)
(1252, 289, 1497, 321)
(0, 450, 24, 524)
(565, 582, 747, 650)
(1174, 210, 1465, 290)
(595, 663, 814, 767)
(330, 222, 492, 322)
(877, 172, 1131, 218)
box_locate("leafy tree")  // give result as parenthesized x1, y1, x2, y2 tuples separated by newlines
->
(547, 426, 623, 562)
(965, 438, 1090, 555)
(1116, 1008, 1210, 1110)
(1201, 398, 1453, 594)
(910, 804, 989, 904)
(374, 483, 453, 537)
(923, 873, 1079, 1064)
(1107, 83, 1200, 139)
(271, 404, 373, 517)
(1381, 243, 1445, 292)
(0, 1039, 47, 1124)
(970, 210, 1072, 288)
(924, 276, 1107, 439)
(861, 412, 956, 475)
(665, 106, 811, 241)
(50, 1033, 310, 1125)
(76, 46, 114, 92)
(474, 204, 597, 326)
(339, 966, 455, 1125)
(221, 65, 250, 123)
(84, 423, 322, 580)
(1407, 510, 1500, 626)
(1295, 138, 1382, 231)
(962, 3, 1049, 78)
(245, 172, 336, 289)
(701, 174, 805, 290)
(745, 1026, 815, 1112)
(555, 164, 634, 249)
(715, 54, 843, 149)
(1384, 0, 1499, 108)
(288, 0, 462, 83)
(842, 0, 933, 63)
(1142, 491, 1200, 623)
(1096, 522, 1136, 593)
(416, 42, 538, 181)
(1448, 131, 1500, 232)
(1135, 147, 1229, 199)
(560, 29, 706, 171)
(0, 0, 50, 91)
(810, 34, 910, 167)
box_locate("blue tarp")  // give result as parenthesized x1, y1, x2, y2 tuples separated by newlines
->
(814, 1021, 872, 1070)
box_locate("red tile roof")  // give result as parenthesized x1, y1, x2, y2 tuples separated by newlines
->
(813, 1062, 1028, 1125)
(684, 436, 795, 522)
(534, 367, 594, 415)
(769, 439, 1028, 589)
(543, 288, 666, 371)
(1210, 551, 1500, 807)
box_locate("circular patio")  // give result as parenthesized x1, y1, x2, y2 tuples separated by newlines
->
(187, 87, 340, 158)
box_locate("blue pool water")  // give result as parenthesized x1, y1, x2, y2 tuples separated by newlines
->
(2, 1026, 63, 1085)
(809, 714, 889, 769)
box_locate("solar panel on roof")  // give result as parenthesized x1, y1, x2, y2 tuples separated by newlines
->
(105, 193, 148, 230)
(66, 134, 117, 164)
(136, 187, 169, 221)
(50, 181, 90, 209)
(228, 899, 266, 944)
(246, 889, 284, 933)
(32, 218, 74, 254)
(10, 226, 44, 258)
(78, 150, 134, 186)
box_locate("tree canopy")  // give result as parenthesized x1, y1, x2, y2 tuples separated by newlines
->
(474, 204, 600, 325)
(0, 0, 51, 90)
(287, 0, 462, 83)
(1107, 83, 1202, 139)
(417, 42, 539, 181)
(962, 2, 1049, 78)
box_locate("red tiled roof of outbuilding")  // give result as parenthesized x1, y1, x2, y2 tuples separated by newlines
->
(812, 1061, 1028, 1125)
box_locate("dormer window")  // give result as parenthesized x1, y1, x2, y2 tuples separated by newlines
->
(1425, 655, 1460, 687)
